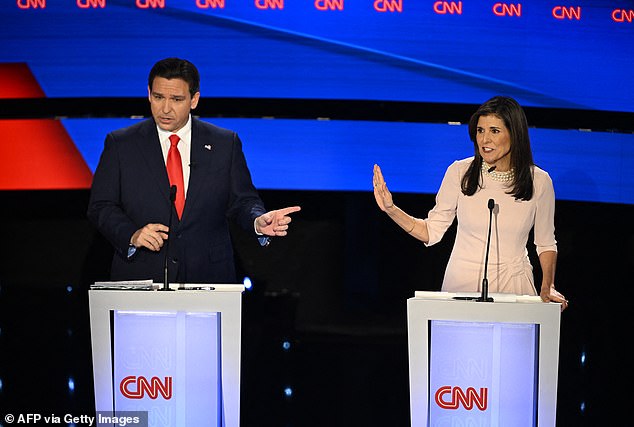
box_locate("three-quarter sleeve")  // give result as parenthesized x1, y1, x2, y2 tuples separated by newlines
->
(533, 168, 558, 255)
(424, 160, 463, 246)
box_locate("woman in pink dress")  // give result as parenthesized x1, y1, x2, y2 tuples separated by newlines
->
(373, 96, 568, 310)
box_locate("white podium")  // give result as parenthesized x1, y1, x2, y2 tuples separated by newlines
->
(89, 284, 244, 427)
(407, 292, 561, 427)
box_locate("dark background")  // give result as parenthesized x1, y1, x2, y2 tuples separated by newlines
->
(0, 99, 633, 426)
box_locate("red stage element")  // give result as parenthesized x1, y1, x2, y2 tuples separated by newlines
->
(0, 63, 93, 190)
(0, 63, 46, 99)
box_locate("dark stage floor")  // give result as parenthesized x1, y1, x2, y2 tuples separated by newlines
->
(0, 285, 629, 427)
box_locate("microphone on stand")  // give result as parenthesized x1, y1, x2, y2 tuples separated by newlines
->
(477, 198, 495, 302)
(160, 185, 177, 292)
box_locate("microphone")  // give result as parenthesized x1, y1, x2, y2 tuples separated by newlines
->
(160, 185, 177, 292)
(487, 165, 497, 173)
(477, 198, 495, 302)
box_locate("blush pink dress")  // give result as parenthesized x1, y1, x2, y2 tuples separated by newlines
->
(424, 157, 557, 295)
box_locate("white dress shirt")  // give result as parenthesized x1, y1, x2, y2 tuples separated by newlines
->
(156, 115, 192, 197)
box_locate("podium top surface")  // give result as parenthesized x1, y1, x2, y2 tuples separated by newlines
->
(90, 281, 245, 292)
(413, 291, 542, 303)
(409, 291, 561, 324)
(88, 283, 245, 313)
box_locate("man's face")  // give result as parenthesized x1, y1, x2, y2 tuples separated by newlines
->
(148, 77, 199, 133)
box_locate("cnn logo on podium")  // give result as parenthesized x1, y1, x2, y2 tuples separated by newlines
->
(120, 375, 173, 400)
(435, 385, 488, 411)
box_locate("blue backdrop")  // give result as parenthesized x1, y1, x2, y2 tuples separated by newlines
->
(63, 117, 634, 204)
(2, 0, 633, 111)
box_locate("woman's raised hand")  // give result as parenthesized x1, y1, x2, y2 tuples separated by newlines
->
(373, 164, 394, 212)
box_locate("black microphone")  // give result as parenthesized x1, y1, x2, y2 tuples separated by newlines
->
(487, 165, 497, 173)
(477, 198, 495, 302)
(160, 185, 177, 292)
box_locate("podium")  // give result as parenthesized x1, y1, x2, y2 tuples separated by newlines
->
(88, 284, 244, 427)
(407, 292, 561, 427)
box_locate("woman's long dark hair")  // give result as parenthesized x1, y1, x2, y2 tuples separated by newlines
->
(461, 96, 535, 201)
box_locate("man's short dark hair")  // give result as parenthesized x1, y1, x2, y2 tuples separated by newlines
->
(148, 58, 200, 97)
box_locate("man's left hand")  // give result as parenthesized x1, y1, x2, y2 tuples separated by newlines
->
(255, 206, 301, 237)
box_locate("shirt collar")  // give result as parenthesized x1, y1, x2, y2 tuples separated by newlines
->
(156, 115, 192, 143)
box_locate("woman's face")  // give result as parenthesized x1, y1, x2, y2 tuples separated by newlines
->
(476, 114, 512, 171)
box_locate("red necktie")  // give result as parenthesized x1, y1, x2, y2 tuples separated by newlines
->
(167, 134, 185, 219)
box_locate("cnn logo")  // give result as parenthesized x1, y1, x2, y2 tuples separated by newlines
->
(120, 375, 173, 400)
(435, 385, 488, 411)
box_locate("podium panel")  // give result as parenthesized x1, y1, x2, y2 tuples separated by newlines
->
(408, 292, 561, 427)
(113, 311, 220, 425)
(89, 285, 244, 427)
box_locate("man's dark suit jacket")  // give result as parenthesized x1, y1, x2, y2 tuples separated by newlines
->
(87, 117, 266, 284)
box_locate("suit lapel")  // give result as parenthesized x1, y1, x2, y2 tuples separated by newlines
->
(135, 120, 171, 204)
(180, 118, 210, 221)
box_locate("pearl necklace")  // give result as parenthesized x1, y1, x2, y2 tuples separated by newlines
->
(482, 161, 514, 183)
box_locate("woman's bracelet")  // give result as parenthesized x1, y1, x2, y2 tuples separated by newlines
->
(406, 216, 416, 234)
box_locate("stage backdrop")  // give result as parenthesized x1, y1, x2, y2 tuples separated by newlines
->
(1, 0, 632, 204)
(2, 0, 633, 111)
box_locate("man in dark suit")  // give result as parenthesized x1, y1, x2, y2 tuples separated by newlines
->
(87, 58, 300, 284)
